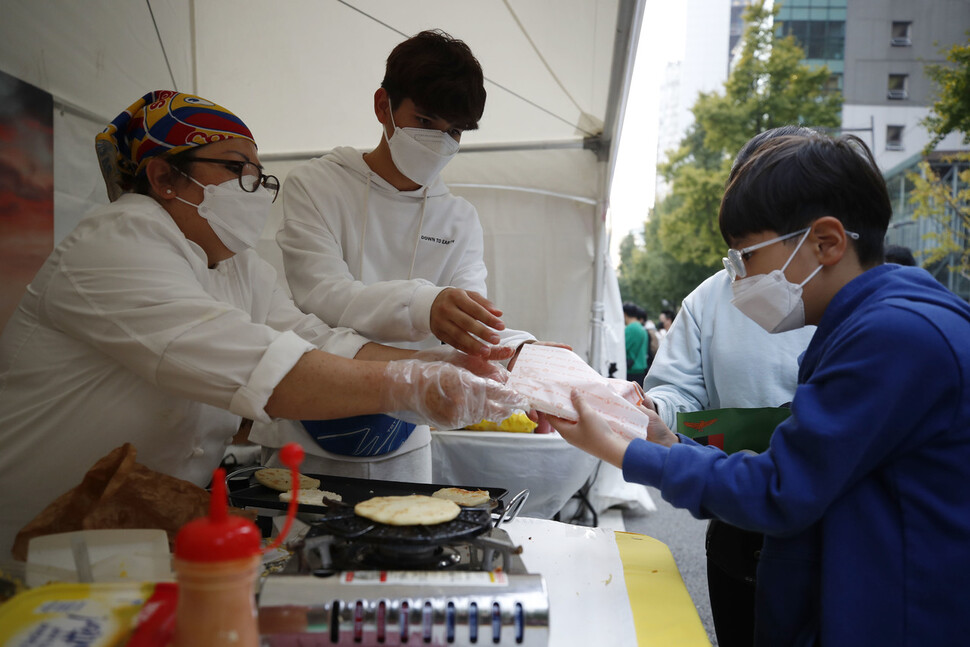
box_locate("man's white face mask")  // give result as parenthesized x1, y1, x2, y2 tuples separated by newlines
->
(176, 176, 273, 254)
(384, 106, 460, 187)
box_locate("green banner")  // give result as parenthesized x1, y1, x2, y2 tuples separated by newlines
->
(676, 407, 791, 454)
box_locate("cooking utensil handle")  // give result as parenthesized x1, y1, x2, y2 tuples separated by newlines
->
(493, 489, 529, 528)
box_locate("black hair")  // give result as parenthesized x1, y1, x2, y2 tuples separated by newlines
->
(719, 133, 891, 267)
(381, 29, 486, 130)
(729, 125, 819, 181)
(622, 302, 640, 318)
(885, 244, 917, 266)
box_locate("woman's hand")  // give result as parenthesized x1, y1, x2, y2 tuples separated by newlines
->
(379, 360, 529, 430)
(411, 345, 514, 383)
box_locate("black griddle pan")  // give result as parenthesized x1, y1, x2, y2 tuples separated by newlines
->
(228, 471, 507, 517)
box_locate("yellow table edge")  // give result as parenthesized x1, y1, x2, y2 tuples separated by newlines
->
(615, 531, 711, 646)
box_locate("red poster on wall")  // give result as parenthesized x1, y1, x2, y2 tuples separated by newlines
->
(0, 72, 53, 331)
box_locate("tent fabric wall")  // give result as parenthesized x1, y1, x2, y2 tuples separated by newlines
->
(1, 0, 639, 376)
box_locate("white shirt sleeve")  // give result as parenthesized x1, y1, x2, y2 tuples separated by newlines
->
(41, 214, 314, 424)
(642, 291, 710, 428)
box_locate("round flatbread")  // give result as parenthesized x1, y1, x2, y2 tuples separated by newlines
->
(278, 489, 342, 506)
(254, 468, 320, 492)
(432, 487, 490, 507)
(355, 495, 461, 526)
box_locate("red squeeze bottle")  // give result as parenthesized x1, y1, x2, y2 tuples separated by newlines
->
(172, 443, 304, 647)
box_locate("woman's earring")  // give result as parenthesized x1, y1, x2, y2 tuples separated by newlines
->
(166, 189, 173, 194)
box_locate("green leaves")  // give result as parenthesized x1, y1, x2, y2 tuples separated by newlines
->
(618, 0, 843, 310)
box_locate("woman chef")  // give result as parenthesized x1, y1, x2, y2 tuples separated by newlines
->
(0, 90, 525, 559)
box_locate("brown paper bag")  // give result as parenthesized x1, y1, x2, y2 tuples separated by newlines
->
(13, 444, 214, 561)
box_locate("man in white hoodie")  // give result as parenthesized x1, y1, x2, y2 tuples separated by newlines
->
(259, 30, 537, 480)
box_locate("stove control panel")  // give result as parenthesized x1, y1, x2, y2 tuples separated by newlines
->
(258, 572, 549, 645)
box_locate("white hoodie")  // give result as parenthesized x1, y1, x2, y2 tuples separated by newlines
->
(277, 146, 534, 351)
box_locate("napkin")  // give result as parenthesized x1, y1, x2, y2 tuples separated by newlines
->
(508, 345, 649, 440)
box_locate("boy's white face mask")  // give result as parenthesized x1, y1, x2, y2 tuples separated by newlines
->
(384, 107, 460, 187)
(176, 176, 273, 254)
(730, 229, 822, 334)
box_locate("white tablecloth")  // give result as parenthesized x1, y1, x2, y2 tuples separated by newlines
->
(502, 517, 638, 646)
(431, 430, 599, 518)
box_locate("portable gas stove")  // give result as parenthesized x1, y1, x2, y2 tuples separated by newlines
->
(240, 476, 549, 646)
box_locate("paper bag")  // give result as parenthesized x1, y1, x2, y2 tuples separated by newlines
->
(12, 443, 211, 561)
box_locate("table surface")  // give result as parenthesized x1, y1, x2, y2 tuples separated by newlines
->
(503, 517, 710, 646)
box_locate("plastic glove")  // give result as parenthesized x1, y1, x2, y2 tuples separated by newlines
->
(380, 360, 530, 430)
(411, 345, 514, 383)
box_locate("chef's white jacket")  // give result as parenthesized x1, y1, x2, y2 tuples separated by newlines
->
(0, 194, 368, 558)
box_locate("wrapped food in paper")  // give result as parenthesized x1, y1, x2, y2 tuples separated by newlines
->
(12, 444, 252, 561)
(507, 345, 649, 441)
(463, 410, 538, 433)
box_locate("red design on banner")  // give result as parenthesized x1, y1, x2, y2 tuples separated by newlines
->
(684, 419, 718, 431)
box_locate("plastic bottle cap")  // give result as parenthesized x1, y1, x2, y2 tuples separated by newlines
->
(174, 467, 261, 562)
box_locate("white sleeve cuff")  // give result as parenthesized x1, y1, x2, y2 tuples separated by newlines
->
(229, 330, 315, 423)
(410, 284, 446, 334)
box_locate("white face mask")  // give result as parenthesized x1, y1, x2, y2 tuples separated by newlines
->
(384, 107, 460, 187)
(730, 229, 822, 334)
(175, 176, 273, 254)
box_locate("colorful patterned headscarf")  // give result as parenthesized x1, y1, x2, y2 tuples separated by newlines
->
(95, 90, 255, 201)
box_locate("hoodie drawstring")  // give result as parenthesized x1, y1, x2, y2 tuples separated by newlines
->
(408, 187, 428, 280)
(358, 174, 371, 277)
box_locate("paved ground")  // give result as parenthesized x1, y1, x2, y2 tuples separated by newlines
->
(620, 487, 719, 646)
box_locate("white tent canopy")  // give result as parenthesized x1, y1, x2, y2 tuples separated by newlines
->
(1, 0, 643, 374)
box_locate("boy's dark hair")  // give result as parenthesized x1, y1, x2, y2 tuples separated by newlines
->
(381, 29, 486, 131)
(719, 133, 891, 267)
(622, 302, 640, 318)
(885, 244, 917, 266)
(729, 125, 818, 181)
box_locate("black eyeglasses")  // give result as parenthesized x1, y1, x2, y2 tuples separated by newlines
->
(183, 157, 281, 202)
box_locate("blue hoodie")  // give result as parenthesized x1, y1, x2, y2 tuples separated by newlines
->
(622, 264, 970, 645)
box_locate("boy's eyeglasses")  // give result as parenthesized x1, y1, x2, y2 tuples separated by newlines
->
(184, 157, 280, 202)
(722, 228, 859, 280)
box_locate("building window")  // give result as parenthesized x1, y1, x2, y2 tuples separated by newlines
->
(891, 21, 912, 46)
(886, 125, 904, 151)
(888, 74, 909, 100)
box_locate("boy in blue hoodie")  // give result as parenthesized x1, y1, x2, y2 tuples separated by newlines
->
(549, 132, 970, 645)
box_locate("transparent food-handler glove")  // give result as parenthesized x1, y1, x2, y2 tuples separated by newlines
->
(411, 345, 514, 384)
(380, 360, 529, 430)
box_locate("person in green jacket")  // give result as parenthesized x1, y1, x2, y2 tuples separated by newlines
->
(623, 302, 648, 385)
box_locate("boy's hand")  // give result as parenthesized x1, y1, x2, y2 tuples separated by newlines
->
(431, 288, 506, 356)
(546, 392, 679, 467)
(545, 392, 632, 468)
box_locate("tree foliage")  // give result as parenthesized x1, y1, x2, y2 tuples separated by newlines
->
(922, 35, 970, 152)
(909, 158, 970, 280)
(909, 35, 970, 283)
(617, 204, 717, 317)
(657, 0, 842, 268)
(618, 0, 842, 310)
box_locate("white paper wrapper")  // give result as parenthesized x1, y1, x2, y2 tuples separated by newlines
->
(508, 345, 649, 440)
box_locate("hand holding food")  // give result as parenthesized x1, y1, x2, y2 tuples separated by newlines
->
(430, 288, 506, 356)
(380, 360, 529, 430)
